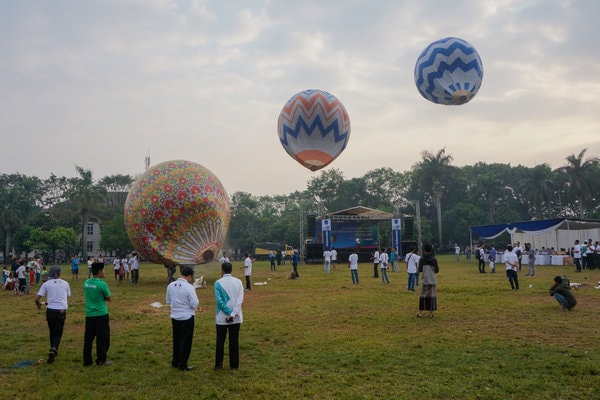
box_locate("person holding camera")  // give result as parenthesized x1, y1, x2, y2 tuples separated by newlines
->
(549, 275, 577, 311)
(214, 262, 244, 370)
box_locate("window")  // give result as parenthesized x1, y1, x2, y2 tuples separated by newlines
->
(87, 241, 94, 252)
(87, 223, 94, 235)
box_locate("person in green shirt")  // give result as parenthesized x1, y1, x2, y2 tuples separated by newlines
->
(83, 262, 112, 366)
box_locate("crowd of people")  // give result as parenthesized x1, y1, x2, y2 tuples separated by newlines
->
(5, 239, 581, 373)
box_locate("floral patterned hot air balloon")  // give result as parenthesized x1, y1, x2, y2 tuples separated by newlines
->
(414, 37, 484, 105)
(124, 160, 230, 266)
(278, 89, 351, 171)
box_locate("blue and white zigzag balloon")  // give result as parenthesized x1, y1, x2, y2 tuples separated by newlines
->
(414, 37, 484, 106)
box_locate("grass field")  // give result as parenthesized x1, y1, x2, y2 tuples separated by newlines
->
(1, 256, 599, 400)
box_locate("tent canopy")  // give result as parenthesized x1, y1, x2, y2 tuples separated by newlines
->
(470, 218, 600, 251)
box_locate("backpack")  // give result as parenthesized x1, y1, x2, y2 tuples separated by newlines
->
(475, 249, 481, 259)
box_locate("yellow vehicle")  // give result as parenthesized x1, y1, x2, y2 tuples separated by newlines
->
(253, 243, 294, 260)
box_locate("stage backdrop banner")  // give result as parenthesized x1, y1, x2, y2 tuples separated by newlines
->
(392, 218, 402, 257)
(314, 220, 379, 249)
(321, 219, 331, 250)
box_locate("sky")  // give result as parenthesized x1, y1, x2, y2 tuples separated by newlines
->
(1, 0, 599, 196)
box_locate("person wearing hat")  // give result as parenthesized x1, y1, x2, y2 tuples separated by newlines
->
(34, 266, 71, 364)
(83, 262, 112, 366)
(166, 266, 200, 371)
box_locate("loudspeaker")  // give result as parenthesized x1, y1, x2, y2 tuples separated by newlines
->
(306, 215, 316, 236)
(404, 217, 414, 239)
(305, 243, 323, 263)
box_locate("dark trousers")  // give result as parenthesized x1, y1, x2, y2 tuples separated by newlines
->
(47, 309, 67, 351)
(373, 263, 379, 278)
(292, 262, 299, 277)
(83, 314, 110, 365)
(478, 258, 485, 273)
(245, 276, 251, 290)
(131, 269, 139, 283)
(215, 323, 240, 369)
(171, 316, 194, 369)
(506, 269, 519, 290)
(574, 258, 581, 272)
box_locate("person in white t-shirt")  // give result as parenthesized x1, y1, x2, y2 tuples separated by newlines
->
(331, 248, 338, 269)
(243, 253, 254, 291)
(323, 249, 332, 274)
(348, 249, 359, 284)
(379, 248, 390, 283)
(573, 240, 581, 272)
(405, 247, 420, 291)
(504, 245, 519, 290)
(35, 265, 71, 364)
(372, 249, 380, 278)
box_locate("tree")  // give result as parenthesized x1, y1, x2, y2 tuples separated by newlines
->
(559, 149, 599, 218)
(47, 227, 78, 262)
(410, 148, 456, 247)
(0, 174, 43, 260)
(64, 166, 108, 260)
(522, 164, 555, 219)
(101, 213, 133, 256)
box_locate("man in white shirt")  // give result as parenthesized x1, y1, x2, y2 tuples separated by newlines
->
(348, 249, 359, 284)
(379, 248, 390, 283)
(372, 249, 380, 278)
(35, 265, 71, 364)
(573, 240, 581, 272)
(585, 240, 595, 270)
(243, 253, 254, 291)
(405, 247, 420, 291)
(16, 260, 27, 295)
(331, 248, 338, 269)
(214, 262, 244, 370)
(129, 252, 139, 284)
(323, 249, 332, 274)
(504, 245, 519, 290)
(219, 251, 230, 265)
(166, 266, 200, 371)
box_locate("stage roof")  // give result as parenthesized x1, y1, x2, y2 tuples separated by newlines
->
(321, 206, 394, 221)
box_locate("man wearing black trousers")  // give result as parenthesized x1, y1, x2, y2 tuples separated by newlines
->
(83, 262, 112, 366)
(166, 266, 199, 371)
(214, 262, 244, 370)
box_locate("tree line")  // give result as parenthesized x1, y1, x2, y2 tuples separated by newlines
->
(2, 148, 598, 262)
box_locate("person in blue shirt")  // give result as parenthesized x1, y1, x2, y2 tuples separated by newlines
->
(268, 251, 276, 272)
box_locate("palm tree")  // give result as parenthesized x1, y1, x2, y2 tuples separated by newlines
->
(523, 164, 554, 219)
(67, 166, 108, 260)
(560, 149, 599, 218)
(411, 148, 454, 247)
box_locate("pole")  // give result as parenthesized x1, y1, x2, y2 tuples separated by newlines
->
(299, 202, 304, 263)
(412, 200, 423, 256)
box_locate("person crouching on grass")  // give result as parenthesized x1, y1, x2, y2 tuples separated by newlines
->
(549, 275, 577, 311)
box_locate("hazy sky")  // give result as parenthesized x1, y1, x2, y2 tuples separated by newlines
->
(1, 0, 599, 196)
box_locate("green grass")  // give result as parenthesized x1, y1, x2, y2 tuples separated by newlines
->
(2, 256, 600, 399)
